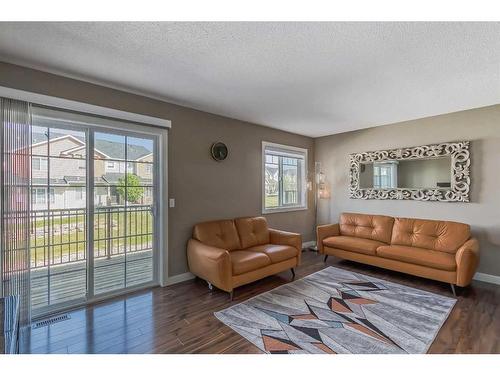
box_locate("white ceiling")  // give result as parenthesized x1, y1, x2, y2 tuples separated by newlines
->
(0, 22, 499, 137)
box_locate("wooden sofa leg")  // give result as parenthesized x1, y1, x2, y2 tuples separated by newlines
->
(450, 283, 457, 297)
(324, 255, 328, 263)
(290, 268, 295, 279)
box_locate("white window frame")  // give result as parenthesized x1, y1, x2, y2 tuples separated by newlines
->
(106, 161, 116, 170)
(32, 187, 55, 204)
(32, 156, 48, 171)
(262, 141, 308, 214)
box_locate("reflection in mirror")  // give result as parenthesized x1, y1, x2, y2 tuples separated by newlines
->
(359, 156, 451, 189)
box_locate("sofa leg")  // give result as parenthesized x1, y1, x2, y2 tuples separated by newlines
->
(290, 268, 295, 279)
(207, 282, 213, 291)
(450, 283, 457, 297)
(229, 290, 234, 301)
(324, 255, 328, 263)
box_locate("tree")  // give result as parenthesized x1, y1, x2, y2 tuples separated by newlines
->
(116, 173, 144, 203)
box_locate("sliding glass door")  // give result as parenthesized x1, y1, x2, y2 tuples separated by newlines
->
(29, 108, 160, 317)
(92, 131, 155, 296)
(30, 125, 89, 314)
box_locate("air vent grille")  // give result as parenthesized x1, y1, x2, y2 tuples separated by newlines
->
(32, 314, 70, 329)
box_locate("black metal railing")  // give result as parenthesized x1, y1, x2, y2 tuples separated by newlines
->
(29, 205, 154, 269)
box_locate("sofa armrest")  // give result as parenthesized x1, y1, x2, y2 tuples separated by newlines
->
(316, 223, 340, 254)
(455, 238, 480, 287)
(187, 239, 232, 292)
(269, 228, 302, 265)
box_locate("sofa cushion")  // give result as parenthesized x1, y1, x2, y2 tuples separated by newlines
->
(323, 235, 386, 256)
(235, 217, 270, 249)
(391, 218, 470, 253)
(376, 245, 456, 271)
(193, 219, 241, 250)
(339, 213, 394, 244)
(247, 244, 298, 264)
(230, 250, 272, 275)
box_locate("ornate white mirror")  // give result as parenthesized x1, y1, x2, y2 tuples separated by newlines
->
(349, 141, 470, 202)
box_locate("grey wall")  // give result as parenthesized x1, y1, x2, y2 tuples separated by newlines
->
(315, 104, 500, 276)
(0, 62, 315, 278)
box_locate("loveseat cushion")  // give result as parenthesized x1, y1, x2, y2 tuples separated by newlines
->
(376, 245, 456, 271)
(323, 235, 386, 256)
(339, 213, 394, 244)
(230, 250, 272, 275)
(193, 219, 241, 250)
(390, 218, 470, 253)
(247, 244, 298, 263)
(235, 217, 270, 249)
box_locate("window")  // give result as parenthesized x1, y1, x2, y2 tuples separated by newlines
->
(32, 188, 46, 204)
(76, 187, 85, 200)
(31, 187, 55, 204)
(106, 161, 116, 170)
(373, 162, 398, 189)
(262, 142, 307, 213)
(32, 157, 48, 171)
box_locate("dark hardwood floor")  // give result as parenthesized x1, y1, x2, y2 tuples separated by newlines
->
(20, 251, 500, 354)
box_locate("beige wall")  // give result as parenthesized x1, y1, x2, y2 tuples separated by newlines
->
(315, 104, 500, 277)
(0, 62, 315, 277)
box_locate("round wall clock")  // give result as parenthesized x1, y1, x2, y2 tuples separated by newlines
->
(211, 142, 229, 161)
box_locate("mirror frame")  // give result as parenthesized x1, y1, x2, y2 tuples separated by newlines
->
(349, 141, 470, 202)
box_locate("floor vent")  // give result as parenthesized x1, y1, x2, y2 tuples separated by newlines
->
(32, 314, 70, 329)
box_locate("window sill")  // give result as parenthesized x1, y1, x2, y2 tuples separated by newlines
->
(262, 206, 308, 215)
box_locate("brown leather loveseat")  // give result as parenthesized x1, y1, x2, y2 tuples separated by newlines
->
(188, 216, 302, 299)
(317, 212, 479, 295)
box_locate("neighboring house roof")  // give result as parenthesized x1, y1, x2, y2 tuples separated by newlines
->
(93, 139, 151, 160)
(31, 131, 152, 161)
(95, 173, 152, 185)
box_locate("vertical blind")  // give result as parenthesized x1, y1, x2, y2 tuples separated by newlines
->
(0, 97, 32, 325)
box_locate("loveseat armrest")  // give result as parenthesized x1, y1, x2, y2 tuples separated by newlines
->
(269, 228, 302, 265)
(455, 238, 480, 287)
(187, 239, 232, 292)
(316, 223, 340, 254)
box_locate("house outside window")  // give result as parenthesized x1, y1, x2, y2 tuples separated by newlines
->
(32, 187, 55, 205)
(262, 142, 307, 213)
(106, 161, 116, 170)
(76, 187, 85, 200)
(32, 157, 48, 171)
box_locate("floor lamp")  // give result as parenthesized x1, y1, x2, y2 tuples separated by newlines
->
(309, 161, 329, 251)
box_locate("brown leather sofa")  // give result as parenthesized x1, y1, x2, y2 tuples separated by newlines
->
(317, 212, 479, 295)
(187, 216, 302, 299)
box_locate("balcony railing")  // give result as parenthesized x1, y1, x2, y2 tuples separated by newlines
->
(29, 205, 153, 269)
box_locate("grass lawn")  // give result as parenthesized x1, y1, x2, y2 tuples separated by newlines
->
(265, 194, 279, 208)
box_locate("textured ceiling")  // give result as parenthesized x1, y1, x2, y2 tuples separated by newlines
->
(0, 22, 499, 137)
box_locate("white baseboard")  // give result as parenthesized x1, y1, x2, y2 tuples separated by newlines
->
(302, 241, 316, 249)
(473, 272, 500, 286)
(165, 271, 196, 286)
(164, 262, 500, 287)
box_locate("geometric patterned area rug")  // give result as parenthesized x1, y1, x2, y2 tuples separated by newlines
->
(215, 266, 456, 354)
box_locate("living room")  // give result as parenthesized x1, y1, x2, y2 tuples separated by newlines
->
(0, 1, 499, 373)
